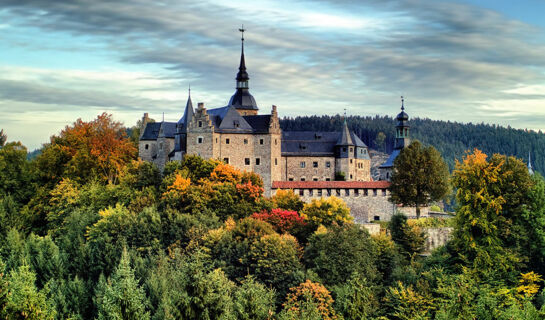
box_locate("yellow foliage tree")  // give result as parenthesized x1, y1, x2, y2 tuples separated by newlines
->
(300, 196, 353, 226)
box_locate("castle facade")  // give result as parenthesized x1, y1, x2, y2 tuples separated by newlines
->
(139, 33, 417, 221)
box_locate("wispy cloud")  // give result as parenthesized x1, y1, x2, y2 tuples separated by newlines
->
(0, 0, 544, 149)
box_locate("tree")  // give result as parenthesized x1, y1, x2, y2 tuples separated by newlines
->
(94, 248, 150, 320)
(271, 189, 304, 212)
(0, 129, 6, 147)
(1, 264, 56, 319)
(389, 213, 427, 259)
(374, 131, 386, 152)
(233, 276, 276, 320)
(304, 224, 378, 287)
(34, 113, 136, 185)
(300, 196, 353, 226)
(389, 140, 450, 218)
(451, 150, 533, 278)
(0, 142, 33, 204)
(279, 280, 338, 320)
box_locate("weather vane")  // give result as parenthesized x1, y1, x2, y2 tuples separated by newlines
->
(239, 25, 245, 42)
(401, 96, 405, 110)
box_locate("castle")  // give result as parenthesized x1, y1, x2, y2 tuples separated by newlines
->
(139, 31, 421, 222)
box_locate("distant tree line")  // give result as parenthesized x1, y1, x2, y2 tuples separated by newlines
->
(280, 115, 545, 174)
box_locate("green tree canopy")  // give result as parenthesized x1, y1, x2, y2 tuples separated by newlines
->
(389, 140, 450, 217)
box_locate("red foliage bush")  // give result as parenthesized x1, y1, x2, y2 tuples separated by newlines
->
(252, 209, 307, 235)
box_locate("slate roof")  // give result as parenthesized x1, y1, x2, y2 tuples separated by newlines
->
(141, 122, 177, 140)
(272, 181, 391, 189)
(204, 106, 271, 133)
(177, 96, 194, 133)
(336, 121, 354, 146)
(281, 131, 368, 157)
(379, 149, 400, 168)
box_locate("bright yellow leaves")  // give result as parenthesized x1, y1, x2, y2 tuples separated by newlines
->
(300, 196, 353, 226)
(284, 280, 338, 320)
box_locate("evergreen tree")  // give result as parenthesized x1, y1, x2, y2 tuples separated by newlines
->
(389, 140, 450, 218)
(95, 248, 150, 320)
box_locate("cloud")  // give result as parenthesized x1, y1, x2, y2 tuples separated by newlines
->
(1, 0, 545, 149)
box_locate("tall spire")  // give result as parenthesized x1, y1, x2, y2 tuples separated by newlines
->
(528, 151, 535, 175)
(236, 25, 249, 86)
(177, 85, 194, 133)
(228, 25, 258, 113)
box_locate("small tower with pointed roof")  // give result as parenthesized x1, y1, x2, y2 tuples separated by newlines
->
(228, 26, 259, 116)
(335, 116, 357, 180)
(379, 97, 412, 181)
(395, 96, 410, 150)
(173, 87, 195, 160)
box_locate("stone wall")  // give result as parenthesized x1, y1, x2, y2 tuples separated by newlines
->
(283, 156, 336, 181)
(139, 140, 157, 162)
(423, 227, 453, 255)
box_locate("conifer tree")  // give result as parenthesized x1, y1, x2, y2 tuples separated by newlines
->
(95, 248, 150, 320)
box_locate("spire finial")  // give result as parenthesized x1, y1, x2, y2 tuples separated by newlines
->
(401, 96, 405, 111)
(344, 108, 347, 120)
(188, 84, 191, 97)
(162, 112, 165, 122)
(239, 25, 245, 50)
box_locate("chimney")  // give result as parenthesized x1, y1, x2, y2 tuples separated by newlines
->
(198, 102, 204, 110)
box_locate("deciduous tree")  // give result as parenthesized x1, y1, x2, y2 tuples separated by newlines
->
(389, 140, 450, 218)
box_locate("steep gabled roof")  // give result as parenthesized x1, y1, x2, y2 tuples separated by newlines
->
(177, 95, 194, 133)
(243, 115, 271, 133)
(140, 122, 161, 140)
(218, 106, 253, 132)
(158, 122, 177, 138)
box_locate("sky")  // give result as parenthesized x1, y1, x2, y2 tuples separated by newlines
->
(1, 0, 545, 150)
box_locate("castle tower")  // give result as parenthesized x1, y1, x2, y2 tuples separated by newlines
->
(173, 88, 195, 160)
(227, 26, 259, 116)
(395, 96, 410, 150)
(379, 97, 411, 181)
(335, 119, 356, 180)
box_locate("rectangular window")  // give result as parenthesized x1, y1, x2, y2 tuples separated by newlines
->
(343, 147, 347, 152)
(382, 189, 387, 196)
(301, 177, 306, 181)
(374, 216, 380, 221)
(244, 139, 248, 144)
(275, 139, 277, 145)
(289, 177, 294, 181)
(260, 139, 264, 145)
(317, 189, 322, 196)
(299, 189, 304, 196)
(275, 158, 278, 165)
(226, 138, 230, 144)
(223, 158, 229, 164)
(350, 174, 353, 179)
(145, 144, 149, 150)
(198, 121, 203, 127)
(300, 161, 306, 168)
(350, 159, 353, 164)
(336, 189, 341, 196)
(216, 138, 218, 143)
(255, 158, 261, 165)
(313, 161, 318, 168)
(325, 178, 331, 181)
(309, 189, 313, 196)
(354, 189, 359, 196)
(350, 147, 353, 152)
(313, 178, 318, 181)
(325, 161, 331, 168)
(327, 189, 331, 196)
(198, 137, 203, 144)
(364, 189, 368, 196)
(373, 189, 377, 196)
(245, 158, 250, 165)
(345, 189, 350, 196)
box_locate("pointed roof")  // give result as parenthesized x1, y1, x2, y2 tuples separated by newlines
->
(218, 105, 253, 131)
(528, 151, 535, 175)
(336, 119, 354, 146)
(177, 90, 194, 133)
(228, 26, 258, 111)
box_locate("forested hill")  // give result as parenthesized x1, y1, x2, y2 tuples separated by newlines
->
(280, 115, 545, 174)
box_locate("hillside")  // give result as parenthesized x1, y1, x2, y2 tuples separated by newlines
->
(280, 115, 545, 174)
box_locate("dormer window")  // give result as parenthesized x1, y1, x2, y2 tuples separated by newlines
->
(233, 120, 240, 128)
